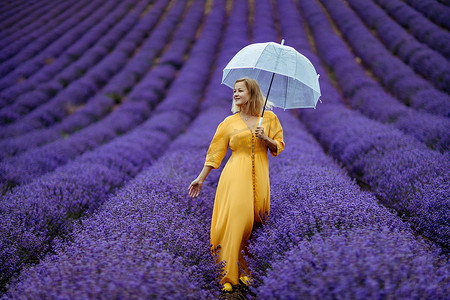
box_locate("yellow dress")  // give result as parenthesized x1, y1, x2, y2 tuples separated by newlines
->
(204, 110, 285, 285)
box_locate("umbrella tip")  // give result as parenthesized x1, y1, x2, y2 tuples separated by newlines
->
(281, 39, 285, 45)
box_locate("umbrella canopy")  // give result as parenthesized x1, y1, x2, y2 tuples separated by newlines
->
(222, 40, 321, 110)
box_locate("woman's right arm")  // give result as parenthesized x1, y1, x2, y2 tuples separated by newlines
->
(189, 119, 228, 198)
(188, 165, 213, 198)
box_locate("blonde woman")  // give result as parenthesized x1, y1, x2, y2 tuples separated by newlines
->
(188, 78, 285, 292)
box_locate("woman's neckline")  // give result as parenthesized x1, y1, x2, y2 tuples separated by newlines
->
(238, 112, 259, 133)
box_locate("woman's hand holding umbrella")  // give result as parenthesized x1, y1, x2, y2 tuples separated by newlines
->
(255, 126, 278, 153)
(255, 125, 267, 140)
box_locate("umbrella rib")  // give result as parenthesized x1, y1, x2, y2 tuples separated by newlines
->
(253, 43, 272, 72)
(284, 76, 288, 109)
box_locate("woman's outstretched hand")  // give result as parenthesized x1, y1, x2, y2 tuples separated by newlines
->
(188, 178, 203, 198)
(188, 165, 212, 198)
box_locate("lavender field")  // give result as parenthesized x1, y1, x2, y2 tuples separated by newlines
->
(0, 0, 449, 299)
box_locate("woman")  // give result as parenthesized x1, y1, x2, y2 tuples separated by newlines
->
(188, 78, 285, 292)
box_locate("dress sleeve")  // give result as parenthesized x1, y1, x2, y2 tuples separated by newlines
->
(268, 113, 285, 157)
(205, 121, 229, 169)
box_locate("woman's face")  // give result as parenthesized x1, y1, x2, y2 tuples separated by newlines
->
(233, 81, 250, 108)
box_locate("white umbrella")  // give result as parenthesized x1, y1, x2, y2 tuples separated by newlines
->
(222, 40, 321, 124)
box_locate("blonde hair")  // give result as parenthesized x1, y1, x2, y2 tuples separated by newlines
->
(231, 78, 273, 116)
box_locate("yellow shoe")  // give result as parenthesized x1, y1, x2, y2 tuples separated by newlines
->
(222, 282, 232, 292)
(240, 276, 250, 286)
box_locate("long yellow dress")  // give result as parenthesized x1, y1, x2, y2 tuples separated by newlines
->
(204, 110, 285, 285)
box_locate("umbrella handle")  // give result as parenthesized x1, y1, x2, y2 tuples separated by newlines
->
(258, 117, 263, 127)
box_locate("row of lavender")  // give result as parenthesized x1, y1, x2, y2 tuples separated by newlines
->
(0, 0, 144, 128)
(0, 0, 212, 292)
(4, 0, 448, 296)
